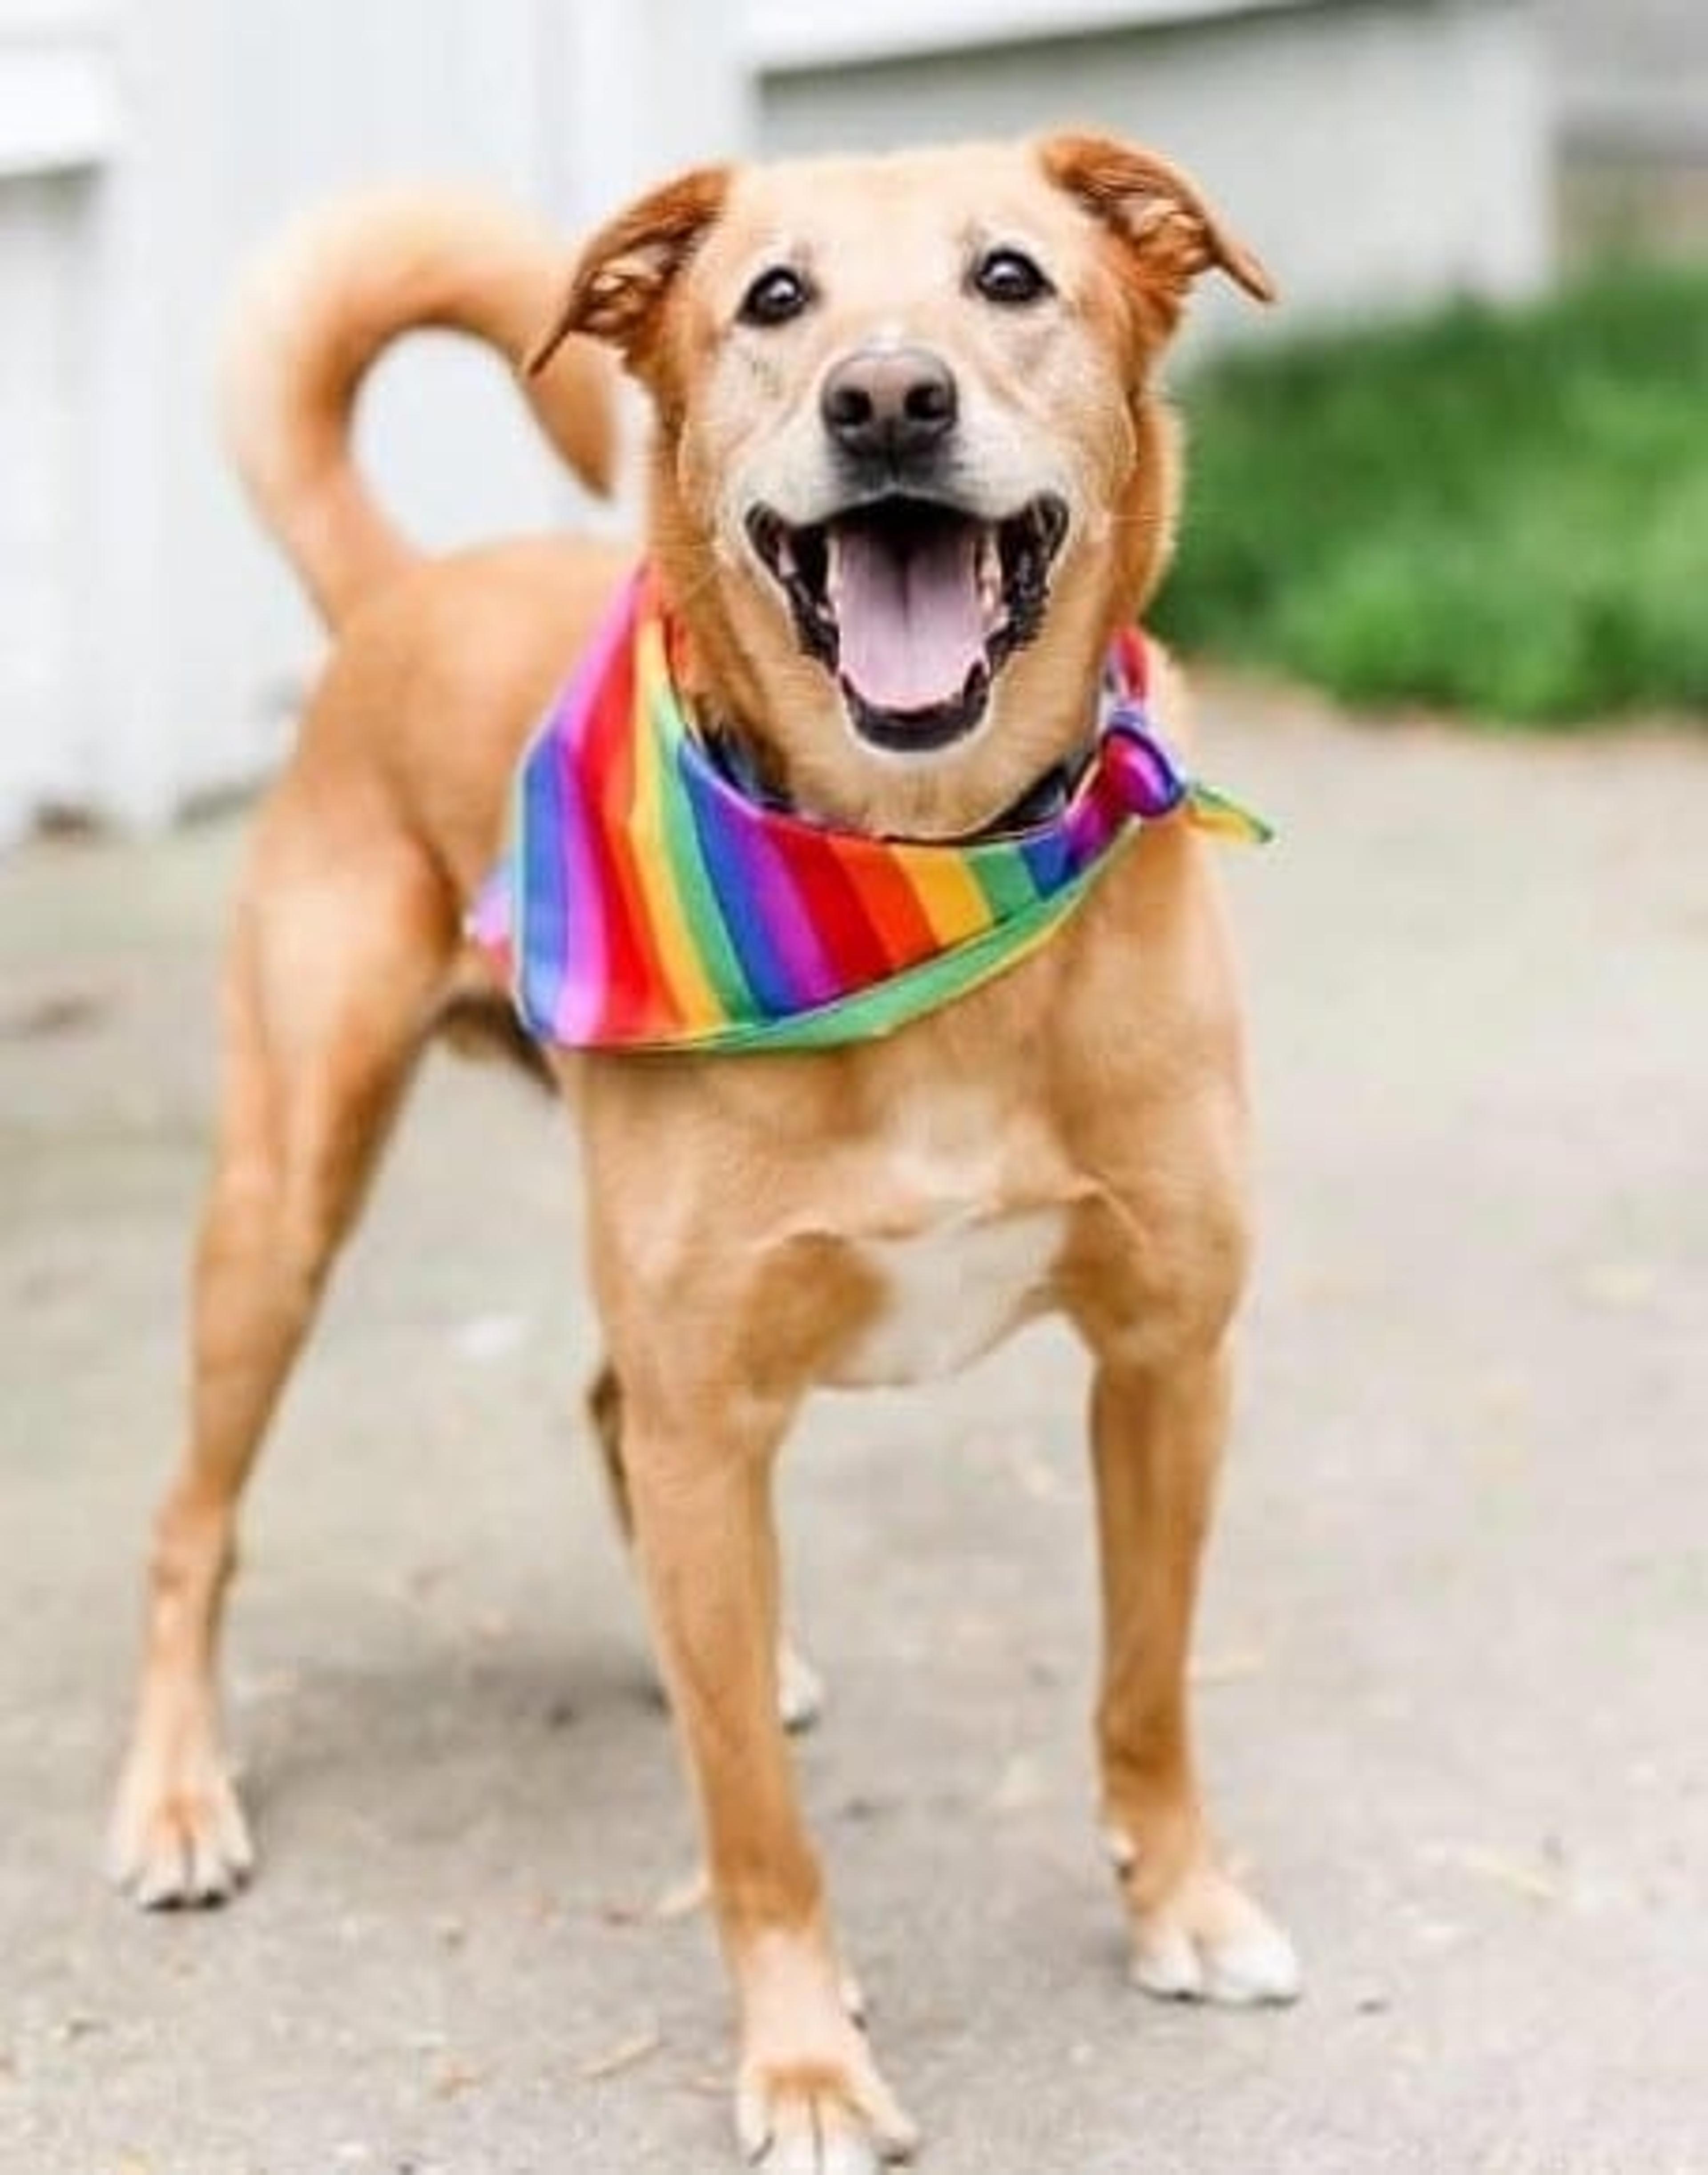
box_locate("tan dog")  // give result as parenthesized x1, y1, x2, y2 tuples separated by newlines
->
(109, 137, 1298, 2171)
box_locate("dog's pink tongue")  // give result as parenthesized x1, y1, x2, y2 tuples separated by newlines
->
(831, 520, 984, 715)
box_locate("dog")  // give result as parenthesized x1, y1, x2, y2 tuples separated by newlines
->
(109, 135, 1298, 2171)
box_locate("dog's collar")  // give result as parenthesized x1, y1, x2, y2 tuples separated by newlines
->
(703, 723, 1084, 838)
(470, 568, 1269, 1056)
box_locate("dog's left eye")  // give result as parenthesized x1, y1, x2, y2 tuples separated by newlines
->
(971, 247, 1053, 306)
(738, 265, 814, 328)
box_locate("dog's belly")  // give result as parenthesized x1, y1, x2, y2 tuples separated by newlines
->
(827, 1207, 1066, 1389)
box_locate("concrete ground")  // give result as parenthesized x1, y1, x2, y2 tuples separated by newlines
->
(1, 689, 1704, 2175)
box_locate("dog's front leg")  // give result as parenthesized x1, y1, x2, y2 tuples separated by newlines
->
(588, 1358, 826, 1733)
(621, 1375, 918, 2171)
(1089, 1344, 1301, 2006)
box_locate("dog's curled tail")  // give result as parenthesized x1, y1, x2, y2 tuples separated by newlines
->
(219, 190, 615, 631)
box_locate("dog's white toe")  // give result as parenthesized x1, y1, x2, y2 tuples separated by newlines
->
(777, 1638, 826, 1734)
(1131, 1921, 1208, 2000)
(1199, 1914, 1302, 2005)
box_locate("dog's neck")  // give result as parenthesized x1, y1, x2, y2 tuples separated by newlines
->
(680, 634, 1112, 842)
(652, 547, 1141, 843)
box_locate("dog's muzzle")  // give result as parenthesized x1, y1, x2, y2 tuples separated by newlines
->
(745, 341, 1069, 755)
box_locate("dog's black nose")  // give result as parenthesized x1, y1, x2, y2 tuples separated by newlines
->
(820, 345, 959, 463)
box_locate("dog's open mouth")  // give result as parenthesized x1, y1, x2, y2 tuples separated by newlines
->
(746, 493, 1069, 753)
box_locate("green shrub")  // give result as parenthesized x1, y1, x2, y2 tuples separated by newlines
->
(1156, 269, 1708, 722)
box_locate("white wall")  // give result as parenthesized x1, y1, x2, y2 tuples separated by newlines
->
(0, 0, 747, 843)
(753, 0, 1550, 348)
(0, 1, 116, 845)
(1545, 0, 1708, 156)
(0, 173, 82, 841)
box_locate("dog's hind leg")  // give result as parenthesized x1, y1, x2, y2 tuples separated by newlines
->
(108, 809, 455, 1906)
(587, 1359, 826, 1733)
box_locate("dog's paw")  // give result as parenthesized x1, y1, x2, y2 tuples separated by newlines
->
(1110, 1837, 1299, 2006)
(733, 1960, 914, 2175)
(777, 1638, 826, 1735)
(736, 2052, 917, 2173)
(106, 1745, 254, 1909)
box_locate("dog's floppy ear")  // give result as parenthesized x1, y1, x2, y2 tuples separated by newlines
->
(1038, 133, 1274, 312)
(527, 164, 731, 378)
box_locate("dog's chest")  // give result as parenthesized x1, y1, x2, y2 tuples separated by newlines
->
(829, 1208, 1066, 1388)
(816, 1087, 1073, 1390)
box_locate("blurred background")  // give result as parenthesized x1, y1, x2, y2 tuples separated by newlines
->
(0, 0, 1702, 848)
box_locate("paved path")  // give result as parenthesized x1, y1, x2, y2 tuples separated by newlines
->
(2, 692, 1705, 2173)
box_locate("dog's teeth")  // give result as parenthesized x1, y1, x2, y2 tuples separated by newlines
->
(977, 527, 1003, 617)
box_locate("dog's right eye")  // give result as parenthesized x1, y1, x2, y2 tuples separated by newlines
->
(738, 266, 813, 328)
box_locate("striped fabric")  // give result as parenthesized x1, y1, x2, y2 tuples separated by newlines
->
(471, 568, 1269, 1055)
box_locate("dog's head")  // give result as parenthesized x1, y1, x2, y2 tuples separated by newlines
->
(532, 136, 1270, 834)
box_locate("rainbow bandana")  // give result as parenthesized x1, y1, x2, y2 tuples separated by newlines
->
(471, 569, 1268, 1055)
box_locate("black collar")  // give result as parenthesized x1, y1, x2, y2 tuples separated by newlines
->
(701, 727, 1096, 844)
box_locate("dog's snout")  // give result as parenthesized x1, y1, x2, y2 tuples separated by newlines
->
(820, 346, 959, 463)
